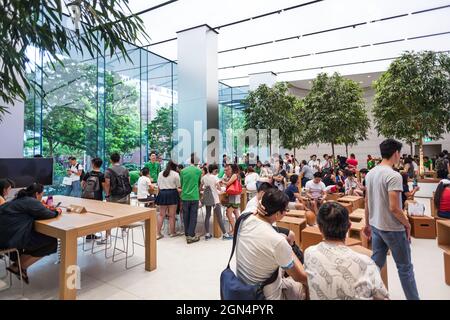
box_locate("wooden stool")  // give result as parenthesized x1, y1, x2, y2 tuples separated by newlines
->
(276, 217, 307, 246)
(338, 195, 364, 212)
(437, 220, 450, 252)
(337, 201, 353, 214)
(444, 251, 450, 286)
(301, 226, 362, 251)
(286, 210, 305, 218)
(327, 193, 344, 201)
(408, 215, 436, 239)
(349, 209, 365, 223)
(348, 221, 371, 249)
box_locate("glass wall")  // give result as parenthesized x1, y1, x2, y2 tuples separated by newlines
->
(24, 31, 178, 195)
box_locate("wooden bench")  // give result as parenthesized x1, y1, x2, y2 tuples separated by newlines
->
(338, 195, 365, 212)
(301, 226, 361, 251)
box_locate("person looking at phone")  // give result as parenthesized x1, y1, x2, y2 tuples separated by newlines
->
(0, 183, 61, 284)
(304, 172, 327, 216)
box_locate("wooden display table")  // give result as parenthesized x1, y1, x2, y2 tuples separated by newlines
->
(276, 217, 307, 245)
(35, 196, 157, 300)
(350, 245, 388, 289)
(437, 219, 450, 252)
(423, 171, 437, 179)
(301, 226, 361, 251)
(338, 195, 364, 212)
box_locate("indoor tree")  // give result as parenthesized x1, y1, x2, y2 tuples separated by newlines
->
(243, 82, 302, 156)
(0, 0, 149, 120)
(373, 51, 450, 176)
(301, 72, 370, 158)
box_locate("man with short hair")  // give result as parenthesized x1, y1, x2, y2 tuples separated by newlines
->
(299, 160, 314, 187)
(305, 202, 389, 300)
(104, 152, 131, 204)
(346, 153, 358, 171)
(144, 151, 161, 183)
(364, 139, 419, 300)
(180, 153, 202, 244)
(308, 155, 320, 174)
(65, 156, 84, 197)
(285, 174, 306, 210)
(435, 152, 450, 179)
(304, 172, 327, 216)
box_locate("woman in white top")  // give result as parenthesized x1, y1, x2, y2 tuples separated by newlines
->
(155, 160, 181, 239)
(344, 170, 364, 197)
(244, 166, 259, 199)
(201, 164, 233, 241)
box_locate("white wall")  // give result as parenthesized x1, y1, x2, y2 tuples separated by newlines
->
(0, 99, 24, 158)
(289, 87, 450, 167)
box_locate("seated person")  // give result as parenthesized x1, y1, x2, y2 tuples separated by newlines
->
(344, 170, 364, 197)
(359, 168, 369, 197)
(401, 173, 420, 208)
(304, 172, 327, 216)
(322, 169, 336, 187)
(137, 167, 155, 204)
(305, 202, 389, 300)
(0, 179, 14, 205)
(236, 189, 308, 300)
(244, 166, 259, 199)
(284, 174, 307, 210)
(0, 183, 61, 284)
(434, 179, 450, 219)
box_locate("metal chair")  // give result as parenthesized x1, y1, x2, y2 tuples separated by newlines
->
(0, 248, 24, 295)
(112, 223, 145, 269)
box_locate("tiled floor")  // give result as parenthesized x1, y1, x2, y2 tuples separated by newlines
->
(1, 199, 449, 300)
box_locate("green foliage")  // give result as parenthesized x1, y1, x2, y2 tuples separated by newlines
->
(25, 57, 140, 158)
(147, 105, 174, 158)
(301, 72, 369, 154)
(0, 0, 149, 120)
(373, 51, 450, 143)
(243, 82, 302, 149)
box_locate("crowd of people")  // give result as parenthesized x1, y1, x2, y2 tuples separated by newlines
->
(1, 140, 450, 299)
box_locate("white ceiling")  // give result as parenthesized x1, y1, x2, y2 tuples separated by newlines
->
(123, 0, 450, 86)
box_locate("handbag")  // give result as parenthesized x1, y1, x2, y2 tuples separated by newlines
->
(202, 185, 216, 207)
(226, 178, 242, 196)
(220, 213, 279, 300)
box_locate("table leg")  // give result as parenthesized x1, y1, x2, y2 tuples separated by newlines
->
(145, 214, 157, 271)
(59, 231, 78, 300)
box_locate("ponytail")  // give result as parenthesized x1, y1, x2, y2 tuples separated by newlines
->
(163, 160, 178, 177)
(15, 183, 44, 199)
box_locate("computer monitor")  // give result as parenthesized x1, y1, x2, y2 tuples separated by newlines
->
(0, 158, 54, 188)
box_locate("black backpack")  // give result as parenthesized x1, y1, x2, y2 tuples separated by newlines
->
(107, 167, 132, 197)
(82, 173, 100, 199)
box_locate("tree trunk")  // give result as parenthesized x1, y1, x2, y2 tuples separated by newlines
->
(48, 138, 53, 157)
(418, 138, 424, 178)
(345, 143, 349, 157)
(410, 142, 413, 156)
(331, 142, 335, 164)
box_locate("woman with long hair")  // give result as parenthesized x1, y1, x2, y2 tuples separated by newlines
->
(0, 183, 61, 284)
(221, 164, 241, 234)
(434, 179, 450, 219)
(155, 160, 182, 239)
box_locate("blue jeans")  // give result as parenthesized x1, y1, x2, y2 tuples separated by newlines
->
(65, 180, 81, 197)
(438, 211, 450, 219)
(371, 226, 420, 300)
(182, 200, 199, 237)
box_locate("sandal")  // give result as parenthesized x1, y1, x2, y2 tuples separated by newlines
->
(157, 234, 164, 240)
(6, 265, 29, 285)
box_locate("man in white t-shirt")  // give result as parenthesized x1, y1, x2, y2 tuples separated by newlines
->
(308, 155, 320, 174)
(305, 201, 389, 300)
(236, 189, 307, 300)
(65, 156, 83, 197)
(304, 172, 327, 216)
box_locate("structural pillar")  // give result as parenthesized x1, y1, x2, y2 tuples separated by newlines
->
(175, 24, 219, 164)
(0, 99, 24, 158)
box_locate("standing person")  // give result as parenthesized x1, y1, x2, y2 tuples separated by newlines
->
(304, 172, 327, 217)
(435, 152, 450, 179)
(363, 139, 419, 300)
(403, 157, 416, 179)
(0, 179, 14, 205)
(273, 160, 287, 191)
(299, 160, 314, 187)
(180, 154, 202, 244)
(81, 157, 106, 240)
(222, 164, 241, 234)
(401, 172, 420, 208)
(367, 155, 375, 170)
(144, 151, 162, 184)
(321, 154, 333, 173)
(104, 152, 132, 204)
(201, 164, 233, 240)
(65, 156, 84, 197)
(156, 160, 182, 239)
(308, 155, 320, 174)
(137, 167, 155, 205)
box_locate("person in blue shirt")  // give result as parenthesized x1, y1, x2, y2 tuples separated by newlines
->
(285, 174, 307, 210)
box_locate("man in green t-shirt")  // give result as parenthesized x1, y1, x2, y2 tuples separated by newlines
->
(129, 170, 140, 186)
(180, 154, 202, 244)
(144, 151, 161, 183)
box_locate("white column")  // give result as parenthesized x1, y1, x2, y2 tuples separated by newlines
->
(176, 24, 219, 164)
(0, 99, 24, 158)
(249, 71, 277, 163)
